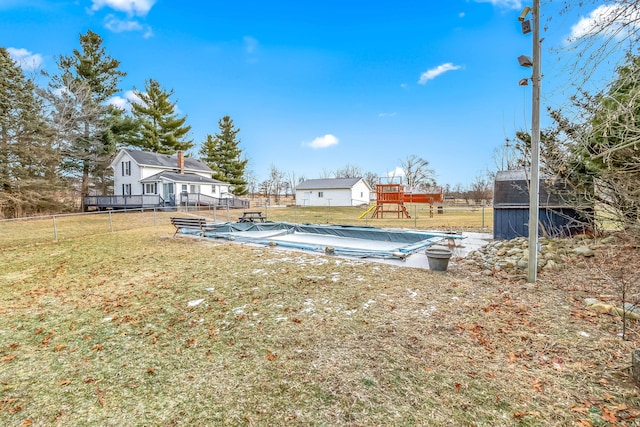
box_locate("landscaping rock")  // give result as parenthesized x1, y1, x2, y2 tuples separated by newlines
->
(465, 236, 600, 276)
(573, 246, 595, 257)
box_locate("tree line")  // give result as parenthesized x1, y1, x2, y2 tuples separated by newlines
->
(0, 29, 456, 218)
(0, 30, 247, 218)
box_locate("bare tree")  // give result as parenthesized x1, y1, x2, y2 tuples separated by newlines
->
(334, 163, 363, 178)
(258, 179, 271, 199)
(491, 139, 524, 179)
(554, 0, 640, 91)
(244, 169, 258, 198)
(363, 171, 379, 190)
(41, 76, 108, 199)
(399, 154, 435, 191)
(268, 164, 284, 203)
(286, 171, 298, 200)
(319, 168, 332, 179)
(467, 174, 492, 205)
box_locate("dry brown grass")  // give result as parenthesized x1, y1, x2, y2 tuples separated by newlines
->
(0, 214, 639, 426)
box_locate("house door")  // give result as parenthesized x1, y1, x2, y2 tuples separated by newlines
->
(163, 183, 175, 206)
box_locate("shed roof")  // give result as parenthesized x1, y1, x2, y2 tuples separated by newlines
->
(296, 178, 365, 191)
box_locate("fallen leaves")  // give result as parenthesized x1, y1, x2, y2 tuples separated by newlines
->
(265, 349, 278, 361)
(95, 388, 106, 407)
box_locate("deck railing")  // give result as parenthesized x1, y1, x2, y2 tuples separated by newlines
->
(182, 193, 249, 209)
(83, 195, 165, 210)
(83, 193, 249, 210)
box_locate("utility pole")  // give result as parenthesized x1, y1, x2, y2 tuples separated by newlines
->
(518, 0, 542, 283)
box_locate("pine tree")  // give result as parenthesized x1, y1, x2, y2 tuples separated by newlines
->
(47, 29, 126, 200)
(0, 48, 59, 218)
(127, 79, 193, 154)
(199, 116, 248, 195)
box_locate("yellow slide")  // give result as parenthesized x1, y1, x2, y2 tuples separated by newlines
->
(358, 205, 375, 219)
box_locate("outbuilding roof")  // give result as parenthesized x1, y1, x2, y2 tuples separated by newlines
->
(295, 178, 365, 190)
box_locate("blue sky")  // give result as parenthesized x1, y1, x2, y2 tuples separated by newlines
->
(0, 0, 622, 188)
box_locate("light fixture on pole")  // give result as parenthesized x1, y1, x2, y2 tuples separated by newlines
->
(517, 0, 542, 283)
(518, 78, 529, 86)
(518, 55, 533, 67)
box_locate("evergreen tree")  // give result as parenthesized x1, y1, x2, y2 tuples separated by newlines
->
(47, 29, 126, 200)
(0, 48, 59, 218)
(127, 79, 193, 154)
(540, 53, 640, 232)
(199, 116, 248, 195)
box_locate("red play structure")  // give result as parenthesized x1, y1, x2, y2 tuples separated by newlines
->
(368, 183, 443, 219)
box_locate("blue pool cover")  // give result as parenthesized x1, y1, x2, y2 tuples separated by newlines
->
(181, 222, 463, 259)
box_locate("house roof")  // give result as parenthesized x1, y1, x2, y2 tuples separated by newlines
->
(295, 178, 367, 191)
(121, 149, 213, 173)
(140, 171, 227, 185)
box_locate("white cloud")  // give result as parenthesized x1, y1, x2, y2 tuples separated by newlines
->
(472, 0, 521, 10)
(567, 4, 640, 43)
(105, 15, 142, 32)
(304, 134, 339, 149)
(107, 90, 142, 111)
(418, 62, 461, 84)
(7, 47, 43, 70)
(378, 112, 397, 118)
(103, 14, 153, 36)
(459, 12, 465, 18)
(91, 0, 156, 16)
(243, 36, 258, 54)
(387, 167, 405, 178)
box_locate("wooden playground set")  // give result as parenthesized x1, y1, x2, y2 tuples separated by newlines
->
(360, 183, 443, 219)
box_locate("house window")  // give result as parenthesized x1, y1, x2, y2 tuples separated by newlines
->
(190, 184, 200, 193)
(122, 184, 132, 195)
(318, 191, 323, 198)
(122, 161, 131, 176)
(212, 185, 217, 194)
(181, 184, 187, 193)
(144, 183, 157, 194)
(361, 192, 363, 198)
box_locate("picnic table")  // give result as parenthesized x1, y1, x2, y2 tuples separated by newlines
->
(238, 211, 266, 223)
(170, 217, 211, 237)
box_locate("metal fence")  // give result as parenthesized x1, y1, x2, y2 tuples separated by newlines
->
(0, 204, 238, 249)
(0, 203, 492, 250)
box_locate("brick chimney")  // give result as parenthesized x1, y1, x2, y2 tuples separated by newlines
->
(177, 151, 184, 174)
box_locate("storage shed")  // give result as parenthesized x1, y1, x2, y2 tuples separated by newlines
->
(493, 170, 591, 240)
(295, 178, 371, 207)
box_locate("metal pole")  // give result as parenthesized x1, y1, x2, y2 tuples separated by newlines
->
(527, 0, 541, 283)
(109, 211, 113, 233)
(52, 216, 58, 241)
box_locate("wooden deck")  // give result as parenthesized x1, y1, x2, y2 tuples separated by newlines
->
(83, 194, 249, 211)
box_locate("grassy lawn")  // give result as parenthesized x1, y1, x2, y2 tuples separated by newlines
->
(1, 211, 639, 426)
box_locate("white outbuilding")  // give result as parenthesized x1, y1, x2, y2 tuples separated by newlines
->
(295, 178, 371, 207)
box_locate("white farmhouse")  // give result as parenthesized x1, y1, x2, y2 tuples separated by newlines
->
(295, 178, 371, 207)
(110, 148, 231, 205)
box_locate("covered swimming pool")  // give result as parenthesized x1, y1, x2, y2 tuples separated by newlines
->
(189, 222, 463, 259)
